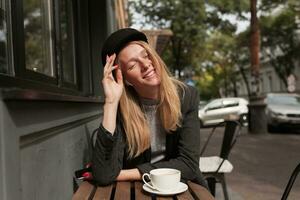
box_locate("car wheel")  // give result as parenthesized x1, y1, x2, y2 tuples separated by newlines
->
(267, 124, 278, 133)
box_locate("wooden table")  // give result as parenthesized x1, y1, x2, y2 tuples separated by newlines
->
(72, 180, 215, 200)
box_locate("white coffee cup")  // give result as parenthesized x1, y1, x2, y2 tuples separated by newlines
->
(142, 168, 181, 192)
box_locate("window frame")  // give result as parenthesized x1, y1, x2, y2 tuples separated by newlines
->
(0, 0, 108, 101)
(5, 0, 86, 95)
(56, 0, 78, 87)
(20, 0, 78, 88)
(0, 0, 13, 75)
(11, 0, 58, 85)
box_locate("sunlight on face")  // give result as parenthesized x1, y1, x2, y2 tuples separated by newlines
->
(118, 43, 161, 90)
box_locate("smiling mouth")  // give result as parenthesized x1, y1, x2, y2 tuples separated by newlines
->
(143, 69, 156, 79)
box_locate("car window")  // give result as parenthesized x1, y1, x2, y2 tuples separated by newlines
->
(198, 100, 208, 109)
(206, 100, 223, 111)
(267, 95, 300, 105)
(223, 99, 239, 108)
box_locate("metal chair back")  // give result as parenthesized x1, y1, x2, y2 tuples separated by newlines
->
(281, 162, 300, 200)
(220, 121, 241, 160)
(215, 120, 241, 173)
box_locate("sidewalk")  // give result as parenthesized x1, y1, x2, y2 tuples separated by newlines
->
(200, 127, 300, 200)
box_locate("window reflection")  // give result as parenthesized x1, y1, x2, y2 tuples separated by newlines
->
(60, 0, 76, 83)
(23, 0, 55, 77)
(0, 1, 8, 74)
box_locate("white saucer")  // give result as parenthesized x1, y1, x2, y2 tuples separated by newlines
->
(142, 182, 188, 196)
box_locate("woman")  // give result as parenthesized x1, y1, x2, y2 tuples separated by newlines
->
(92, 28, 206, 187)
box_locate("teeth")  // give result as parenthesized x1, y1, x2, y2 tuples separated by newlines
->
(144, 70, 154, 78)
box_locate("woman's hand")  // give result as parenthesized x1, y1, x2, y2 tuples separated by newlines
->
(101, 54, 123, 133)
(116, 169, 142, 181)
(102, 54, 123, 105)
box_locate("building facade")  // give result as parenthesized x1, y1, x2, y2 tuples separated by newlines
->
(230, 61, 300, 99)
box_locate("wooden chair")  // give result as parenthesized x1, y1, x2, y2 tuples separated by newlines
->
(199, 120, 241, 200)
(281, 162, 300, 200)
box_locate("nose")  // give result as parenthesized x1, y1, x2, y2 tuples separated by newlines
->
(143, 63, 149, 68)
(138, 56, 151, 71)
(140, 62, 150, 72)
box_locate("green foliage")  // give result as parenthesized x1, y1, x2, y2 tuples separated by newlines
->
(260, 0, 300, 12)
(195, 31, 238, 99)
(195, 67, 220, 100)
(206, 0, 249, 18)
(130, 0, 248, 98)
(130, 0, 207, 74)
(129, 0, 299, 99)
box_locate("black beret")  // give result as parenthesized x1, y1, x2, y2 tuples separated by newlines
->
(101, 28, 148, 66)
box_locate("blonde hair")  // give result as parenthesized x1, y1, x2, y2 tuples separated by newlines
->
(119, 41, 184, 158)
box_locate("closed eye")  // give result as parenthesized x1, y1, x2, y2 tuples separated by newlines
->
(128, 63, 136, 71)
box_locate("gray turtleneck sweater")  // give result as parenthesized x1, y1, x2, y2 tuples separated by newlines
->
(140, 98, 166, 163)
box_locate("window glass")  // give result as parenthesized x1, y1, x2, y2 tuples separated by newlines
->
(206, 100, 223, 110)
(23, 0, 55, 76)
(60, 0, 76, 83)
(0, 0, 8, 74)
(223, 99, 239, 108)
(268, 95, 300, 105)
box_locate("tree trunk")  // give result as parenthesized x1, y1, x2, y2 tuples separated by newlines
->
(248, 0, 267, 134)
(171, 37, 182, 78)
(231, 79, 238, 97)
(238, 65, 251, 98)
(224, 65, 228, 97)
(250, 0, 260, 96)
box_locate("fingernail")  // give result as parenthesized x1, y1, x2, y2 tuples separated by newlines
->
(106, 55, 109, 61)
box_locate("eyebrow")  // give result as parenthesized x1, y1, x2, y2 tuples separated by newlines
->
(125, 49, 147, 66)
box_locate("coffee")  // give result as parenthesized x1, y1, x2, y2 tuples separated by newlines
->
(142, 168, 181, 192)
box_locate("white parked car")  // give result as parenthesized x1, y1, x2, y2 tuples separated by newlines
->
(198, 97, 249, 127)
(265, 93, 300, 132)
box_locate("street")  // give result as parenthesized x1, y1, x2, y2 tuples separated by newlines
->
(200, 127, 300, 200)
